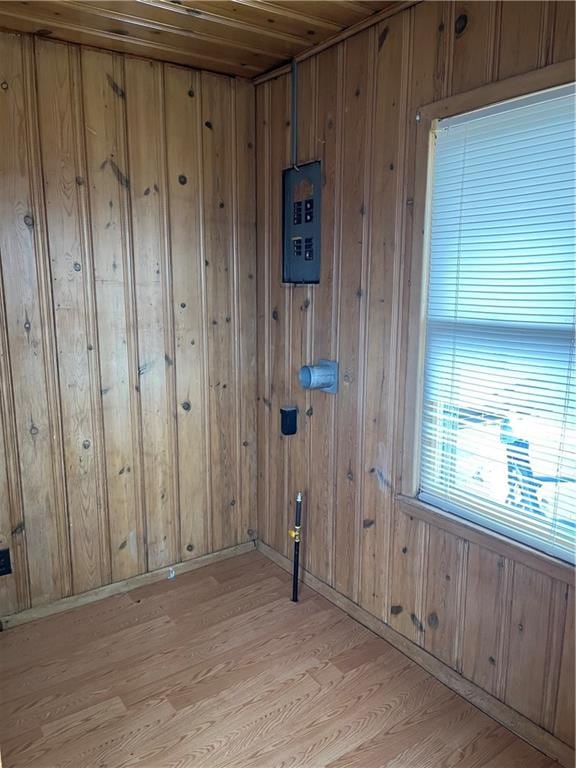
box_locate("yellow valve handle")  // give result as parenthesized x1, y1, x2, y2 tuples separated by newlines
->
(288, 527, 301, 542)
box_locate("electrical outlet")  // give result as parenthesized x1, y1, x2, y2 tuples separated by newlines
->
(0, 548, 12, 577)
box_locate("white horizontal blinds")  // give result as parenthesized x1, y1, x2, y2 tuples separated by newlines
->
(420, 83, 576, 563)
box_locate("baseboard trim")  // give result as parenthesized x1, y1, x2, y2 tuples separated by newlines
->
(257, 540, 574, 768)
(0, 541, 256, 631)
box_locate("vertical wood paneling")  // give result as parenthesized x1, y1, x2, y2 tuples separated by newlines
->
(289, 56, 315, 567)
(359, 11, 408, 618)
(72, 47, 111, 592)
(0, 202, 29, 616)
(543, 580, 570, 733)
(0, 31, 256, 620)
(0, 363, 19, 616)
(306, 44, 341, 584)
(81, 48, 145, 581)
(461, 545, 511, 697)
(451, 1, 499, 94)
(267, 74, 291, 557)
(0, 33, 69, 607)
(36, 39, 108, 594)
(125, 57, 178, 571)
(505, 565, 560, 725)
(497, 1, 546, 79)
(332, 31, 372, 600)
(201, 72, 238, 552)
(411, 1, 450, 105)
(24, 36, 73, 604)
(555, 586, 575, 747)
(388, 510, 427, 643)
(552, 1, 576, 63)
(423, 528, 466, 669)
(159, 63, 181, 566)
(256, 82, 271, 547)
(234, 78, 258, 544)
(164, 65, 209, 560)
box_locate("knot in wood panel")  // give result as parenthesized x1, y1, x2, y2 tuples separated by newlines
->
(109, 159, 130, 189)
(106, 73, 125, 99)
(378, 26, 388, 51)
(455, 14, 468, 35)
(428, 611, 439, 629)
(410, 613, 424, 632)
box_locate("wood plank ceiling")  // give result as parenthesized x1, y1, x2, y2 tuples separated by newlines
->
(0, 0, 395, 77)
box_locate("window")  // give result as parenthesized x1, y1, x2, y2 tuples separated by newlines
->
(420, 83, 575, 563)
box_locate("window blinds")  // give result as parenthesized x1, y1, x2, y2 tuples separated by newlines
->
(420, 83, 576, 563)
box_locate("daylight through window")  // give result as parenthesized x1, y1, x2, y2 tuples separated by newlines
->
(420, 83, 576, 563)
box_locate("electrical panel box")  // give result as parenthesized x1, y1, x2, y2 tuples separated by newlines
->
(282, 161, 321, 284)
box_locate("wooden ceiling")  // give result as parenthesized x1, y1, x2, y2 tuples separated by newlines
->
(0, 0, 395, 77)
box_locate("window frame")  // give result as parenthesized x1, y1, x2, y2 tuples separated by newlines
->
(399, 59, 576, 579)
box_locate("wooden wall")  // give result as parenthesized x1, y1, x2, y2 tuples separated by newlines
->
(0, 31, 256, 617)
(256, 0, 575, 754)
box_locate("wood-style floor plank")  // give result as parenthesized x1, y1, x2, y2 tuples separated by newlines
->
(0, 552, 557, 768)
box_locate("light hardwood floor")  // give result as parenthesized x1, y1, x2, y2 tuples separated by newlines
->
(0, 552, 557, 767)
